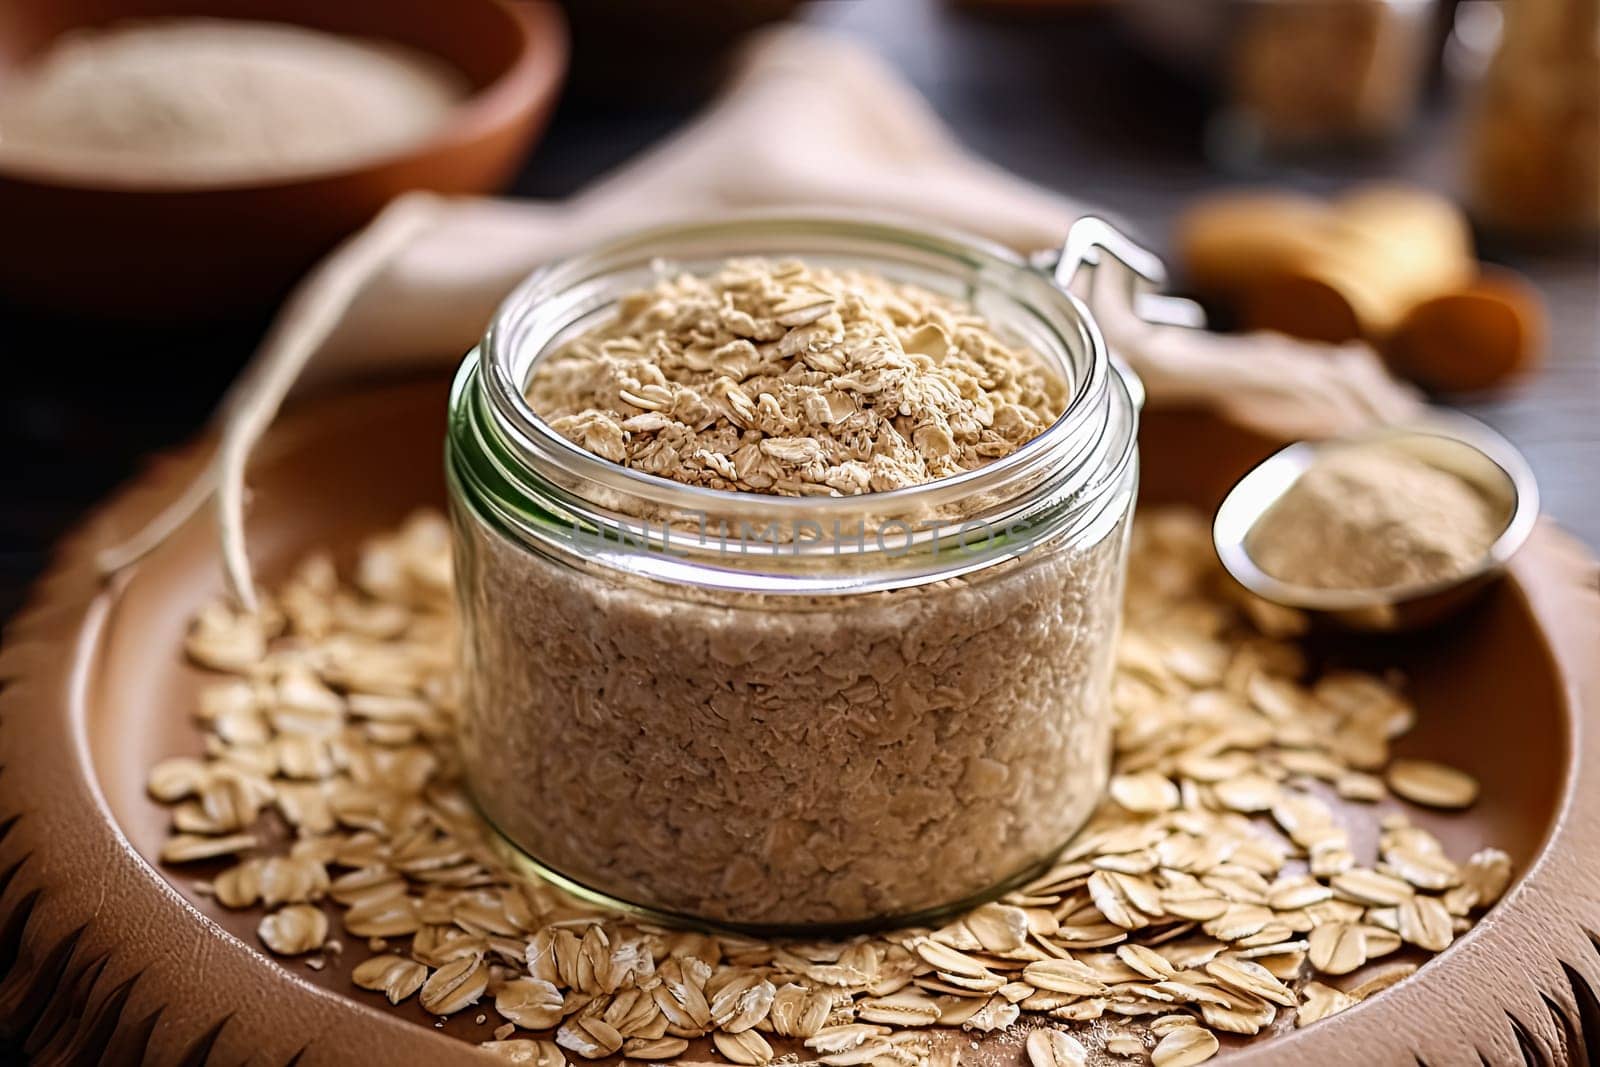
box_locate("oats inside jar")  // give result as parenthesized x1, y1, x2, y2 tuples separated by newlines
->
(526, 258, 1069, 495)
(450, 231, 1141, 928)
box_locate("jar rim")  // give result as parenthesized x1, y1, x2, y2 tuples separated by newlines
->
(452, 212, 1141, 593)
(482, 213, 1110, 514)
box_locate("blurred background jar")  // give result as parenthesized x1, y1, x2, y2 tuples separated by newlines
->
(1122, 0, 1440, 158)
(1226, 0, 1437, 152)
(1465, 0, 1600, 238)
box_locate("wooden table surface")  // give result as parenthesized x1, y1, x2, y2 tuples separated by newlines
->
(0, 0, 1594, 624)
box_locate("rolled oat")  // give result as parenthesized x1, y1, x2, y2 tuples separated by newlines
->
(151, 507, 1512, 1065)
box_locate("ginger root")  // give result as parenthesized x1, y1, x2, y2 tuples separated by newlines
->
(1385, 269, 1546, 393)
(1177, 184, 1544, 391)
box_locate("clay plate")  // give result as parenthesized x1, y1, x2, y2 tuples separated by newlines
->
(0, 378, 1596, 1065)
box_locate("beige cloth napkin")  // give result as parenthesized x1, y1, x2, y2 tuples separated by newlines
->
(101, 27, 1422, 605)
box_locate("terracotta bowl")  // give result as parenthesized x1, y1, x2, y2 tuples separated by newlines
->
(0, 0, 567, 321)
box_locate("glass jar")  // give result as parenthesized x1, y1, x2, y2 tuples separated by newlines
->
(1219, 0, 1436, 157)
(1466, 0, 1599, 238)
(446, 216, 1143, 932)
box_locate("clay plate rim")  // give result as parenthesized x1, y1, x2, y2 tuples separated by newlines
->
(0, 379, 1596, 1065)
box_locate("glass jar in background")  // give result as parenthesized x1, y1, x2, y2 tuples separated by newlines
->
(1224, 0, 1438, 154)
(1466, 0, 1600, 238)
(445, 217, 1143, 931)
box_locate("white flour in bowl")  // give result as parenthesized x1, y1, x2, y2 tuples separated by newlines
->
(0, 18, 468, 183)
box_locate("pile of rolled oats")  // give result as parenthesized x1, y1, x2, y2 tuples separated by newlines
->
(525, 258, 1068, 495)
(156, 509, 1509, 1067)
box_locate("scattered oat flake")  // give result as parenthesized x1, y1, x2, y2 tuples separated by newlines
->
(480, 1039, 565, 1065)
(353, 954, 428, 1004)
(147, 756, 207, 801)
(1398, 894, 1455, 951)
(712, 1028, 773, 1066)
(1025, 1027, 1088, 1067)
(1152, 1026, 1220, 1066)
(1297, 982, 1358, 1026)
(857, 991, 942, 1027)
(1461, 847, 1513, 905)
(1334, 771, 1387, 803)
(1308, 923, 1368, 976)
(257, 905, 327, 955)
(1110, 772, 1181, 814)
(966, 903, 1030, 953)
(1386, 759, 1480, 809)
(623, 1036, 689, 1060)
(144, 509, 1512, 1067)
(1106, 1034, 1146, 1056)
(160, 832, 258, 864)
(421, 954, 488, 1016)
(1331, 868, 1414, 906)
(1348, 964, 1418, 1000)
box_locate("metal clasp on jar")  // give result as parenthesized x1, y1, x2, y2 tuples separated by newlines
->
(1031, 215, 1210, 414)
